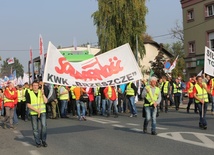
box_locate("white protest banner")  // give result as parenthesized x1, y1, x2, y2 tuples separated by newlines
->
(204, 46, 214, 76)
(43, 42, 142, 87)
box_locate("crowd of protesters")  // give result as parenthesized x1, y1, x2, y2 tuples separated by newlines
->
(1, 73, 214, 132)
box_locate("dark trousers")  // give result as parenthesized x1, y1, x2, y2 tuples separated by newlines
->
(187, 98, 198, 112)
(160, 95, 168, 111)
(169, 94, 174, 106)
(71, 98, 76, 116)
(20, 101, 26, 120)
(17, 101, 22, 118)
(174, 94, 181, 110)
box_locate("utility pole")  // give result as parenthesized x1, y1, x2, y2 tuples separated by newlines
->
(136, 35, 138, 63)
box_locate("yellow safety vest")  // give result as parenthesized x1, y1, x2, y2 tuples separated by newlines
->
(173, 83, 182, 94)
(58, 86, 69, 100)
(107, 86, 117, 98)
(163, 81, 169, 94)
(22, 88, 27, 101)
(28, 90, 46, 115)
(144, 86, 160, 106)
(70, 86, 76, 99)
(188, 82, 194, 93)
(126, 83, 135, 96)
(194, 83, 209, 103)
(4, 90, 15, 103)
(95, 87, 101, 96)
(17, 90, 23, 102)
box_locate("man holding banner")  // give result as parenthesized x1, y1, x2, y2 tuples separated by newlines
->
(193, 76, 209, 130)
(26, 81, 48, 147)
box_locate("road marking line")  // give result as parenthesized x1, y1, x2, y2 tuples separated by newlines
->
(130, 128, 142, 132)
(29, 150, 41, 155)
(87, 117, 120, 124)
(126, 123, 140, 126)
(155, 127, 168, 130)
(171, 132, 183, 140)
(195, 134, 214, 146)
(158, 132, 214, 149)
(17, 135, 25, 139)
(21, 142, 31, 146)
(112, 124, 125, 128)
(13, 130, 19, 134)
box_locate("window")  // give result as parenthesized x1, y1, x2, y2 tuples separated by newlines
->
(187, 10, 194, 20)
(208, 32, 214, 51)
(188, 42, 195, 53)
(206, 4, 214, 17)
(211, 39, 214, 51)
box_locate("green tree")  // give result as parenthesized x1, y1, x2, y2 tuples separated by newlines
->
(92, 0, 148, 58)
(0, 57, 24, 78)
(149, 45, 166, 78)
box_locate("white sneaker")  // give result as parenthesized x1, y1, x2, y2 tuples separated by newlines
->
(129, 114, 133, 117)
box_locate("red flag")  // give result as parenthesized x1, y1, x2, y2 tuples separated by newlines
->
(7, 57, 14, 64)
(30, 47, 33, 63)
(169, 55, 179, 72)
(30, 47, 34, 82)
(39, 34, 44, 76)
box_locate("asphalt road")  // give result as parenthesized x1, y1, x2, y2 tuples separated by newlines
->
(1, 102, 214, 155)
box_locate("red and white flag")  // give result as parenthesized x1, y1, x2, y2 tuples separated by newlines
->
(7, 57, 14, 64)
(30, 47, 33, 63)
(30, 47, 34, 82)
(169, 55, 179, 72)
(39, 34, 44, 76)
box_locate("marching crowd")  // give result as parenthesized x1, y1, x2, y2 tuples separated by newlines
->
(0, 73, 214, 147)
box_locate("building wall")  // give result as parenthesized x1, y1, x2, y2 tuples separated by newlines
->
(182, 0, 214, 78)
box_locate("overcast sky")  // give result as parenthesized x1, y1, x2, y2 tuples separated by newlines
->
(0, 0, 182, 72)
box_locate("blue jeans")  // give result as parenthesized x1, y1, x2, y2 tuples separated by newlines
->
(31, 113, 47, 144)
(197, 103, 208, 126)
(60, 100, 68, 117)
(128, 96, 137, 115)
(95, 96, 101, 113)
(108, 99, 118, 115)
(76, 100, 86, 119)
(102, 99, 108, 116)
(13, 105, 18, 124)
(143, 106, 157, 132)
(1, 101, 4, 116)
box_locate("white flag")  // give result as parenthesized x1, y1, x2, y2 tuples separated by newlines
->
(169, 55, 179, 72)
(43, 42, 143, 87)
(7, 57, 14, 64)
(197, 70, 203, 76)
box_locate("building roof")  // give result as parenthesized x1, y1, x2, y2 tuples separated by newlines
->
(144, 41, 174, 57)
(95, 41, 174, 57)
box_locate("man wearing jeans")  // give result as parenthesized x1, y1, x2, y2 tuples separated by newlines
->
(100, 87, 108, 117)
(94, 87, 101, 115)
(126, 82, 138, 117)
(73, 87, 86, 121)
(58, 85, 69, 118)
(104, 86, 119, 118)
(26, 81, 48, 147)
(193, 76, 209, 130)
(142, 77, 161, 135)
